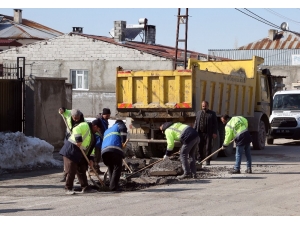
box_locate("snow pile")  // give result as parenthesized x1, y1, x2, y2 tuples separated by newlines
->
(0, 132, 62, 170)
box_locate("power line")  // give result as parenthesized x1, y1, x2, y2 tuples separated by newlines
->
(235, 8, 300, 36)
(264, 8, 300, 24)
(243, 8, 281, 29)
(234, 8, 280, 29)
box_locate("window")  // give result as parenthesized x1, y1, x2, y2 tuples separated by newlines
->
(70, 70, 88, 90)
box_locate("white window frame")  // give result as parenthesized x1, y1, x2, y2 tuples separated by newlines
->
(70, 70, 89, 90)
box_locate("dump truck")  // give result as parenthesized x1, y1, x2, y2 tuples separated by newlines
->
(116, 56, 285, 159)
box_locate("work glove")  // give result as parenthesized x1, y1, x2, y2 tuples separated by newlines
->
(163, 155, 169, 160)
(221, 145, 227, 150)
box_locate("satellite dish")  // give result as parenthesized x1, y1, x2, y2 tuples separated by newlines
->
(280, 22, 289, 31)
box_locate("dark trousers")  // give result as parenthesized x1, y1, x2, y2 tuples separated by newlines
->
(102, 152, 123, 191)
(63, 156, 88, 191)
(198, 133, 213, 162)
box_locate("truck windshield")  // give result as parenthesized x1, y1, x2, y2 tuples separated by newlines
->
(273, 94, 300, 110)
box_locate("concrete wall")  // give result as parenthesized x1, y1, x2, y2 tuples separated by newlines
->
(25, 76, 72, 148)
(0, 33, 173, 117)
(261, 65, 300, 91)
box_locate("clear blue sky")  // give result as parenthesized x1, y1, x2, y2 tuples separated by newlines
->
(2, 1, 300, 54)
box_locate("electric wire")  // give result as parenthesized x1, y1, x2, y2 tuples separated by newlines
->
(235, 8, 300, 35)
(264, 8, 300, 24)
(243, 8, 281, 29)
(234, 8, 280, 29)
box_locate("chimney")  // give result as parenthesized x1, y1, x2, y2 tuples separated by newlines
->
(72, 27, 83, 33)
(114, 21, 126, 42)
(13, 9, 22, 24)
(268, 29, 277, 41)
(145, 25, 156, 44)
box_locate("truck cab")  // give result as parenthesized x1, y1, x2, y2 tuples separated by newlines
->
(268, 90, 300, 144)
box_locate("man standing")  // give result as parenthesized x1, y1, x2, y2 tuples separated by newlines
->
(160, 122, 200, 179)
(58, 108, 85, 182)
(91, 108, 111, 174)
(59, 109, 96, 195)
(193, 101, 218, 166)
(97, 108, 111, 133)
(221, 114, 252, 174)
(89, 119, 104, 175)
(101, 120, 127, 191)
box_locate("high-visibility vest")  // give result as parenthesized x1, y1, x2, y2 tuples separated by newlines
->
(223, 116, 248, 146)
(165, 122, 189, 151)
(68, 122, 92, 154)
(60, 109, 72, 132)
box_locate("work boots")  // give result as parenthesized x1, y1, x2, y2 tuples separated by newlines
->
(228, 169, 241, 174)
(177, 174, 191, 179)
(245, 168, 252, 174)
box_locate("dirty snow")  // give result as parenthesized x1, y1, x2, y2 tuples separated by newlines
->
(0, 131, 62, 171)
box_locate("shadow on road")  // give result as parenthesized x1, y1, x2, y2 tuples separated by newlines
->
(0, 208, 52, 214)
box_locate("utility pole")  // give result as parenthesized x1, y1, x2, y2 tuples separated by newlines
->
(174, 8, 188, 69)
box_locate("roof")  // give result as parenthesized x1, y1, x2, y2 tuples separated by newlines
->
(77, 33, 224, 61)
(0, 38, 22, 46)
(0, 14, 63, 40)
(238, 30, 300, 50)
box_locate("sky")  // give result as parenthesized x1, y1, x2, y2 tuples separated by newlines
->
(3, 1, 300, 54)
(0, 131, 62, 172)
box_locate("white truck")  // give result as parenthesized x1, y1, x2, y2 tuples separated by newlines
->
(268, 90, 300, 144)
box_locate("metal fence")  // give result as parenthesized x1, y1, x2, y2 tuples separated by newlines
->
(208, 49, 300, 66)
(0, 57, 26, 133)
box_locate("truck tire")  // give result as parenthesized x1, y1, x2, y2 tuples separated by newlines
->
(132, 145, 145, 158)
(252, 120, 266, 150)
(267, 138, 274, 145)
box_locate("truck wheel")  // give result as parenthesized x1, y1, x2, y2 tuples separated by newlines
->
(132, 145, 145, 158)
(142, 146, 154, 158)
(252, 120, 266, 150)
(267, 138, 274, 145)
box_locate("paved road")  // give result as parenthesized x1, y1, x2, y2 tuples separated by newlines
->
(0, 139, 299, 216)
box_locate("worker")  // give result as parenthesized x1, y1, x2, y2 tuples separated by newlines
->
(89, 119, 104, 175)
(193, 101, 218, 166)
(160, 122, 200, 179)
(101, 119, 127, 191)
(91, 107, 111, 175)
(220, 114, 252, 174)
(59, 109, 97, 195)
(58, 107, 85, 182)
(97, 108, 111, 133)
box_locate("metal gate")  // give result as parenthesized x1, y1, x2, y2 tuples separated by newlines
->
(0, 57, 25, 133)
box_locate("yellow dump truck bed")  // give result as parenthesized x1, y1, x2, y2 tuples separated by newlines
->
(116, 56, 263, 118)
(116, 69, 193, 109)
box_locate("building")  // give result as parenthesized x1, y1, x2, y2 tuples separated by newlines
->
(208, 29, 300, 90)
(0, 17, 220, 118)
(0, 9, 63, 51)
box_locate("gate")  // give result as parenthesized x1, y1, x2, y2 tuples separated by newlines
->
(0, 57, 25, 133)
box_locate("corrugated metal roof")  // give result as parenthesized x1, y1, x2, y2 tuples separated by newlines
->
(238, 30, 300, 50)
(0, 14, 63, 39)
(0, 38, 22, 46)
(77, 33, 226, 61)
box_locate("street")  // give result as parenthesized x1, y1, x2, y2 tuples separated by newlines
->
(0, 139, 299, 216)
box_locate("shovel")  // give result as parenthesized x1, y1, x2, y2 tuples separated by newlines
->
(60, 114, 105, 187)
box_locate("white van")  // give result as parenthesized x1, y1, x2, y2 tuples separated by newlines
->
(268, 90, 300, 144)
